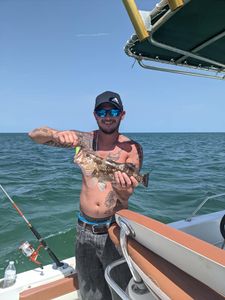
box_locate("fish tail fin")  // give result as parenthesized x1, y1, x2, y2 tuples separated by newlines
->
(142, 173, 149, 187)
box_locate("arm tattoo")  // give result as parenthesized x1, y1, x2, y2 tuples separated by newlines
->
(32, 127, 69, 148)
(43, 130, 94, 149)
(45, 141, 72, 148)
(134, 142, 143, 170)
(32, 128, 48, 134)
(104, 191, 124, 215)
(113, 199, 125, 212)
(43, 126, 72, 148)
(76, 131, 94, 150)
(105, 191, 117, 208)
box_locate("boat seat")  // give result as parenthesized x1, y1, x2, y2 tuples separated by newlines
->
(19, 273, 78, 300)
(109, 218, 225, 299)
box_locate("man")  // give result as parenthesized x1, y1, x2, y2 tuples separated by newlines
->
(29, 91, 143, 300)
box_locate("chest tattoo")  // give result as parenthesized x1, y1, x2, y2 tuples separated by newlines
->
(106, 149, 122, 161)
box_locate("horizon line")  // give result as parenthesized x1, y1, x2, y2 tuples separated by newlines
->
(1, 131, 225, 134)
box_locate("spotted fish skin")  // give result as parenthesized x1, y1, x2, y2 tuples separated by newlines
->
(74, 147, 149, 187)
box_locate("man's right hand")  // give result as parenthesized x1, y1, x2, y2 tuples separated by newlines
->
(52, 131, 78, 147)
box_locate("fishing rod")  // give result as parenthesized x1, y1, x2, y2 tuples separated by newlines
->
(0, 185, 64, 268)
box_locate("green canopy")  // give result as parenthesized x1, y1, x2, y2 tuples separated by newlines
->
(124, 0, 225, 79)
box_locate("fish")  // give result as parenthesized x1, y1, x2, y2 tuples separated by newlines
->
(74, 146, 149, 190)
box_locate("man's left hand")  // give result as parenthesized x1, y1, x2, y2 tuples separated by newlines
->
(113, 171, 139, 190)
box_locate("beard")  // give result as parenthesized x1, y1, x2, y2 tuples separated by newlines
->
(97, 119, 121, 134)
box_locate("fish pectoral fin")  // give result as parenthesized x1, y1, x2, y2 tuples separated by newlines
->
(88, 177, 98, 188)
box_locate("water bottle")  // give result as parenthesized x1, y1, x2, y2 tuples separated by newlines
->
(3, 261, 16, 288)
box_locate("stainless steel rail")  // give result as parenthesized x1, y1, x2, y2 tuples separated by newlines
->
(186, 193, 225, 221)
(105, 258, 130, 300)
(118, 217, 143, 284)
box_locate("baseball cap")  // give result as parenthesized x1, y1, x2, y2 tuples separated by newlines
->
(95, 91, 123, 110)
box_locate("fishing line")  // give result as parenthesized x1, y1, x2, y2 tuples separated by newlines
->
(0, 184, 64, 268)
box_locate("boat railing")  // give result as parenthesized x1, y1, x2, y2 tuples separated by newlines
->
(186, 193, 225, 222)
(118, 217, 143, 283)
(105, 258, 130, 300)
(105, 218, 151, 299)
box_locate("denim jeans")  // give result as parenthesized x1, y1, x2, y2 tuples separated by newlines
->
(75, 223, 131, 300)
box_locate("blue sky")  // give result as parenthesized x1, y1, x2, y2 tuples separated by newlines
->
(0, 0, 224, 133)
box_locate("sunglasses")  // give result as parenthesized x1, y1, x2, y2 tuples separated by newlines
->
(95, 108, 122, 118)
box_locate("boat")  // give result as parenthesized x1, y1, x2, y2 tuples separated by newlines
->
(106, 196, 225, 299)
(0, 193, 224, 299)
(105, 1, 225, 298)
(1, 0, 225, 299)
(0, 257, 79, 300)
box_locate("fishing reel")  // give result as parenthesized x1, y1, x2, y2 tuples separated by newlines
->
(19, 241, 43, 267)
(0, 185, 63, 270)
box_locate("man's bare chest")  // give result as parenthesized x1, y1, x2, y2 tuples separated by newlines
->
(96, 148, 128, 163)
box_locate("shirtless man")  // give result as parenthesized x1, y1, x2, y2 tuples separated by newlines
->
(29, 91, 143, 300)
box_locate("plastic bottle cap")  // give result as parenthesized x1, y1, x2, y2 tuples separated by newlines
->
(9, 261, 14, 264)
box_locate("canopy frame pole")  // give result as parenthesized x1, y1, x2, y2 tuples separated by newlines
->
(168, 0, 184, 11)
(149, 32, 225, 70)
(122, 0, 149, 41)
(176, 29, 225, 63)
(138, 60, 225, 80)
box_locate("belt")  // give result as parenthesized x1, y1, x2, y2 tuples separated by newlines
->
(78, 218, 113, 234)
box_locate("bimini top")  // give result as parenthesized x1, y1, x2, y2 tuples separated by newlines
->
(122, 0, 225, 80)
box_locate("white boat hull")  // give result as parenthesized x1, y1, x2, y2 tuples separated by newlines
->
(0, 257, 79, 300)
(109, 209, 225, 299)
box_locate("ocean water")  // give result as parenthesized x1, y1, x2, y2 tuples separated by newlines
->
(0, 132, 225, 277)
